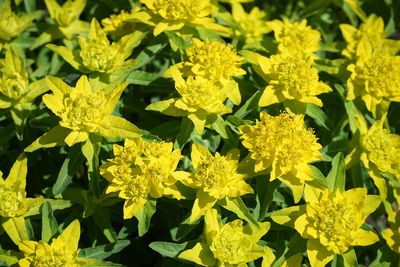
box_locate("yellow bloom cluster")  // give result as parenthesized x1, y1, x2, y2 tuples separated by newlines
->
(340, 14, 400, 60)
(272, 186, 381, 267)
(179, 209, 274, 266)
(148, 38, 245, 133)
(101, 7, 144, 36)
(133, 0, 229, 36)
(231, 3, 271, 43)
(100, 137, 183, 219)
(347, 53, 400, 116)
(268, 18, 321, 54)
(178, 144, 252, 222)
(240, 112, 323, 202)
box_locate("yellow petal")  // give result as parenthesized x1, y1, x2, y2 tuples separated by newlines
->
(351, 229, 379, 247)
(190, 190, 217, 223)
(97, 115, 141, 138)
(307, 239, 334, 267)
(270, 205, 306, 228)
(64, 131, 89, 147)
(204, 208, 221, 244)
(52, 220, 80, 253)
(178, 242, 216, 266)
(5, 153, 27, 190)
(124, 198, 146, 219)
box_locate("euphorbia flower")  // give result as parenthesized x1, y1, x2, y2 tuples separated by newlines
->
(178, 144, 253, 222)
(267, 18, 321, 54)
(32, 0, 89, 49)
(179, 209, 274, 266)
(146, 67, 235, 134)
(47, 18, 145, 74)
(132, 0, 230, 36)
(25, 75, 140, 151)
(346, 51, 400, 117)
(0, 154, 44, 244)
(346, 115, 400, 198)
(271, 186, 381, 267)
(340, 14, 400, 60)
(242, 50, 331, 108)
(239, 112, 323, 202)
(0, 0, 41, 51)
(100, 137, 184, 219)
(18, 220, 104, 266)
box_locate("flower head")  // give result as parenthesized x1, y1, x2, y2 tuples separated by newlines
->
(25, 75, 140, 151)
(18, 220, 86, 267)
(231, 3, 271, 43)
(179, 144, 253, 222)
(240, 112, 323, 202)
(101, 7, 144, 36)
(272, 186, 380, 266)
(0, 154, 44, 218)
(47, 19, 144, 74)
(268, 18, 321, 54)
(340, 14, 400, 60)
(347, 53, 400, 116)
(179, 209, 274, 266)
(146, 67, 236, 134)
(245, 51, 331, 107)
(173, 38, 246, 85)
(100, 137, 184, 219)
(0, 0, 41, 49)
(135, 0, 229, 36)
(0, 49, 48, 110)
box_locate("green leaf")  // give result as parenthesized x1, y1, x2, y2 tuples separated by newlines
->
(82, 134, 102, 198)
(78, 240, 131, 260)
(41, 201, 60, 243)
(0, 249, 19, 266)
(255, 179, 280, 221)
(135, 199, 156, 237)
(93, 206, 119, 243)
(174, 118, 194, 149)
(306, 103, 332, 130)
(149, 241, 189, 258)
(53, 143, 85, 195)
(164, 31, 190, 51)
(126, 70, 164, 85)
(326, 153, 346, 192)
(218, 197, 259, 228)
(341, 248, 359, 267)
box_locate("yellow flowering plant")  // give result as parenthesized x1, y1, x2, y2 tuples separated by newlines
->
(31, 0, 89, 49)
(101, 7, 146, 36)
(176, 143, 253, 223)
(146, 66, 236, 134)
(179, 209, 275, 267)
(239, 112, 324, 202)
(131, 0, 230, 37)
(0, 48, 47, 133)
(0, 154, 44, 245)
(0, 0, 42, 51)
(231, 3, 271, 44)
(340, 14, 400, 60)
(47, 18, 145, 77)
(241, 50, 332, 111)
(100, 137, 185, 235)
(271, 184, 381, 267)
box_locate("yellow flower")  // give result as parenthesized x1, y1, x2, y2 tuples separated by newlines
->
(340, 14, 400, 60)
(243, 50, 331, 107)
(346, 116, 400, 198)
(47, 18, 145, 74)
(271, 186, 381, 267)
(346, 53, 400, 116)
(25, 75, 140, 151)
(179, 209, 274, 266)
(171, 38, 246, 87)
(239, 112, 323, 202)
(133, 0, 230, 36)
(44, 0, 88, 38)
(268, 18, 321, 54)
(231, 3, 271, 43)
(32, 0, 89, 49)
(0, 0, 41, 50)
(18, 220, 88, 266)
(101, 7, 145, 36)
(178, 144, 253, 222)
(146, 67, 235, 134)
(100, 137, 184, 219)
(0, 154, 44, 245)
(0, 154, 43, 218)
(0, 48, 47, 110)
